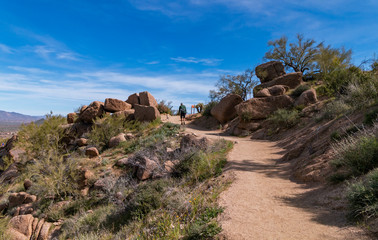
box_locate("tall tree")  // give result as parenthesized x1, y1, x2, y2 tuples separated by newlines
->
(209, 69, 258, 101)
(264, 34, 322, 73)
(315, 45, 352, 75)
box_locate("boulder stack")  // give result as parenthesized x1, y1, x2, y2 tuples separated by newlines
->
(210, 94, 243, 124)
(255, 61, 286, 83)
(104, 98, 132, 113)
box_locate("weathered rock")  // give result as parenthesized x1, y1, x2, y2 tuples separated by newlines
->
(109, 133, 126, 148)
(78, 168, 94, 189)
(104, 98, 132, 113)
(16, 203, 34, 216)
(255, 88, 271, 98)
(85, 147, 99, 158)
(79, 105, 88, 114)
(235, 95, 294, 120)
(23, 179, 32, 190)
(37, 222, 52, 240)
(134, 104, 160, 122)
(254, 72, 303, 95)
(8, 192, 37, 209)
(61, 122, 92, 145)
(0, 135, 17, 167)
(67, 112, 77, 124)
(79, 101, 104, 123)
(210, 94, 243, 124)
(268, 85, 288, 96)
(113, 109, 135, 120)
(125, 133, 135, 140)
(0, 163, 19, 185)
(126, 93, 140, 107)
(255, 61, 286, 83)
(136, 156, 158, 181)
(139, 91, 158, 107)
(8, 148, 25, 163)
(180, 134, 209, 151)
(7, 214, 34, 240)
(294, 88, 317, 107)
(34, 219, 45, 240)
(164, 161, 175, 172)
(76, 138, 88, 147)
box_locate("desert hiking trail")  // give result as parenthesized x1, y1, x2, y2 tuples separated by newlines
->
(165, 115, 369, 240)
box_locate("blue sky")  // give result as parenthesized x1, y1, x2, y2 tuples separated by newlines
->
(0, 0, 377, 115)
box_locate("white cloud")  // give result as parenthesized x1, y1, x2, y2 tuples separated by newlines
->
(8, 66, 52, 74)
(0, 43, 14, 54)
(171, 57, 223, 66)
(56, 52, 80, 61)
(145, 60, 160, 65)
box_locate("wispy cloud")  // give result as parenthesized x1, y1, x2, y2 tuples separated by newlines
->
(145, 60, 160, 65)
(8, 66, 52, 74)
(171, 57, 223, 66)
(0, 43, 14, 54)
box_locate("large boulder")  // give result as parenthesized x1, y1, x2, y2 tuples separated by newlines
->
(139, 91, 158, 107)
(255, 61, 286, 83)
(78, 101, 104, 123)
(255, 85, 288, 98)
(85, 147, 99, 158)
(7, 214, 34, 240)
(8, 192, 37, 209)
(126, 93, 140, 107)
(134, 104, 160, 122)
(210, 94, 243, 124)
(113, 109, 135, 120)
(254, 72, 303, 95)
(109, 133, 126, 148)
(104, 98, 132, 113)
(294, 88, 317, 107)
(235, 95, 294, 120)
(67, 112, 77, 124)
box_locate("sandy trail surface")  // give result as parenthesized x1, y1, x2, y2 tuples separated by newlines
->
(165, 115, 370, 240)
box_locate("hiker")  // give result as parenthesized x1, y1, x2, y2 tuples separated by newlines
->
(178, 103, 187, 125)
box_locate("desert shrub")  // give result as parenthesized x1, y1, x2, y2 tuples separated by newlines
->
(332, 132, 378, 177)
(267, 109, 300, 129)
(347, 168, 378, 220)
(175, 139, 232, 183)
(88, 115, 126, 151)
(316, 85, 333, 97)
(330, 131, 342, 141)
(25, 152, 80, 201)
(0, 215, 10, 239)
(343, 76, 378, 109)
(291, 85, 310, 98)
(364, 109, 378, 126)
(202, 101, 218, 117)
(17, 113, 66, 157)
(318, 100, 351, 121)
(157, 100, 173, 115)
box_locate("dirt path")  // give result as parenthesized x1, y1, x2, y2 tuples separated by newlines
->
(165, 116, 370, 240)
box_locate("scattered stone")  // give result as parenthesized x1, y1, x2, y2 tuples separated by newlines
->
(76, 138, 88, 147)
(134, 104, 160, 122)
(136, 156, 158, 181)
(139, 91, 158, 107)
(0, 163, 19, 185)
(85, 147, 99, 158)
(67, 112, 77, 124)
(180, 134, 209, 151)
(104, 98, 132, 113)
(294, 88, 318, 107)
(23, 179, 32, 190)
(255, 61, 286, 83)
(210, 94, 243, 124)
(108, 133, 126, 148)
(126, 93, 140, 107)
(79, 101, 104, 123)
(235, 95, 294, 120)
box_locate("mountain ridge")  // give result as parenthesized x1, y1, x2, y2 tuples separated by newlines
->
(0, 110, 43, 123)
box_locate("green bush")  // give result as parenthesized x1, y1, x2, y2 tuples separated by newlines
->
(17, 113, 67, 157)
(267, 109, 300, 129)
(364, 109, 378, 126)
(332, 134, 378, 177)
(157, 100, 173, 115)
(291, 85, 310, 98)
(318, 100, 351, 121)
(347, 168, 378, 220)
(202, 101, 218, 117)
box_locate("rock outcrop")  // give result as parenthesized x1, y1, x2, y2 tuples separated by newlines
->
(134, 104, 160, 122)
(210, 94, 243, 124)
(255, 85, 288, 98)
(78, 101, 104, 123)
(113, 109, 135, 120)
(236, 95, 294, 120)
(139, 91, 158, 107)
(66, 112, 76, 124)
(7, 214, 53, 240)
(254, 72, 303, 95)
(255, 61, 286, 83)
(294, 88, 318, 107)
(104, 98, 132, 113)
(126, 93, 140, 107)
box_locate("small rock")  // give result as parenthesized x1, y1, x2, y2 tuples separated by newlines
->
(76, 138, 88, 147)
(67, 112, 77, 124)
(23, 179, 32, 190)
(85, 147, 99, 158)
(108, 133, 126, 148)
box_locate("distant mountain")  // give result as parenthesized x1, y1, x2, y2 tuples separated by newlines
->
(0, 110, 43, 123)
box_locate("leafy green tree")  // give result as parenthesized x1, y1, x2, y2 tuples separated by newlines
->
(209, 69, 258, 101)
(315, 45, 352, 76)
(264, 34, 322, 73)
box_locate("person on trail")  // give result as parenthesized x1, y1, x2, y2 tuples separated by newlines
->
(178, 103, 187, 125)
